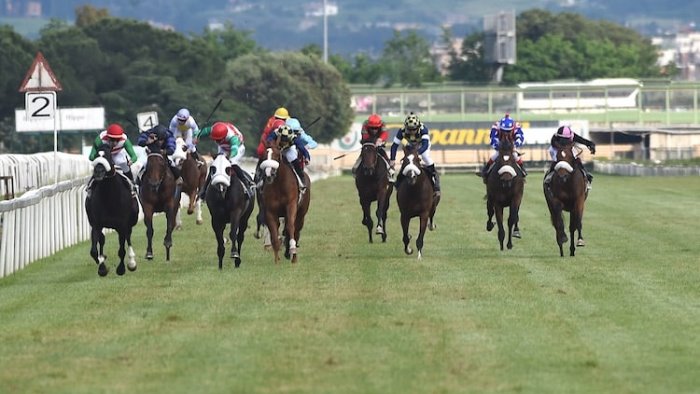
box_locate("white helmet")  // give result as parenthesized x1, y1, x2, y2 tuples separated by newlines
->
(176, 108, 190, 122)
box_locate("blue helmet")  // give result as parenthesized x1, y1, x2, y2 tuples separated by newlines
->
(285, 117, 302, 134)
(498, 115, 514, 131)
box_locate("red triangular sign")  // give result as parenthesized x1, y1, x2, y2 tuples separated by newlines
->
(18, 52, 63, 92)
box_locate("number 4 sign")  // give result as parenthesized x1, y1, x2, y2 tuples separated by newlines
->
(25, 91, 56, 121)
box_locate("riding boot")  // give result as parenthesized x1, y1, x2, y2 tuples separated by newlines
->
(86, 177, 94, 199)
(426, 164, 441, 195)
(124, 170, 137, 196)
(171, 165, 183, 185)
(351, 155, 361, 178)
(199, 173, 211, 200)
(232, 165, 255, 199)
(518, 161, 528, 177)
(578, 159, 593, 190)
(291, 159, 306, 189)
(544, 162, 556, 186)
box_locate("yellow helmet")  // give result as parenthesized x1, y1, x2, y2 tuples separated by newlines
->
(274, 107, 289, 119)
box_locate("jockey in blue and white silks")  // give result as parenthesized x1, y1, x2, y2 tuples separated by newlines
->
(481, 113, 527, 182)
(389, 112, 440, 195)
(169, 108, 202, 162)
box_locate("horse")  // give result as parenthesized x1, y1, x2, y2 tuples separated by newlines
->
(355, 142, 394, 243)
(544, 142, 588, 256)
(395, 145, 440, 260)
(173, 137, 207, 229)
(259, 140, 311, 263)
(484, 131, 525, 251)
(85, 144, 139, 276)
(205, 154, 254, 269)
(139, 145, 181, 261)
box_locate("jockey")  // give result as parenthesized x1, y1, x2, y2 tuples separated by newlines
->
(266, 124, 309, 190)
(481, 113, 526, 182)
(389, 112, 440, 195)
(286, 117, 318, 150)
(169, 108, 202, 163)
(544, 125, 596, 190)
(257, 107, 289, 158)
(136, 124, 182, 185)
(196, 121, 255, 199)
(87, 123, 138, 196)
(352, 113, 394, 180)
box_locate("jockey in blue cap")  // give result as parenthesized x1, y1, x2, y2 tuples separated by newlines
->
(481, 113, 526, 183)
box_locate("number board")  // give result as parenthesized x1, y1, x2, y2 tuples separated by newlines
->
(136, 112, 159, 132)
(25, 91, 56, 121)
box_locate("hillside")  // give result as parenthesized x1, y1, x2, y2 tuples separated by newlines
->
(2, 0, 698, 55)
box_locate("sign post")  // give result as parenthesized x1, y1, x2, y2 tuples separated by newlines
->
(18, 52, 63, 184)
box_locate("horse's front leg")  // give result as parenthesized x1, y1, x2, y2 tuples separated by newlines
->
(175, 207, 182, 230)
(195, 198, 203, 225)
(164, 204, 177, 262)
(211, 219, 225, 270)
(507, 205, 520, 250)
(360, 198, 374, 243)
(569, 211, 581, 257)
(91, 227, 108, 276)
(229, 211, 242, 268)
(401, 214, 413, 255)
(143, 206, 155, 260)
(495, 205, 506, 251)
(486, 198, 495, 232)
(125, 230, 137, 272)
(116, 232, 127, 276)
(265, 211, 281, 264)
(285, 206, 299, 263)
(416, 214, 429, 260)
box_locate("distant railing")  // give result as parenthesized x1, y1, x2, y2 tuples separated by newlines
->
(0, 152, 91, 199)
(350, 81, 700, 126)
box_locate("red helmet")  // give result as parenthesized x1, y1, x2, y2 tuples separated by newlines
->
(106, 123, 124, 139)
(367, 114, 382, 128)
(211, 122, 228, 141)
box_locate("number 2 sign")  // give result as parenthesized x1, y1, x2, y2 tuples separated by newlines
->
(25, 91, 56, 121)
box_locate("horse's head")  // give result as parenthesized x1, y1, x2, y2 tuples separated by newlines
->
(143, 152, 168, 192)
(554, 143, 580, 182)
(400, 152, 422, 186)
(259, 142, 281, 184)
(209, 154, 233, 195)
(172, 137, 187, 167)
(360, 142, 378, 176)
(91, 144, 115, 181)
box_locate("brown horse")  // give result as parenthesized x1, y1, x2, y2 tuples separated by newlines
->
(355, 142, 393, 243)
(395, 146, 440, 259)
(173, 138, 207, 229)
(485, 131, 525, 250)
(544, 142, 588, 256)
(259, 140, 311, 263)
(139, 146, 181, 261)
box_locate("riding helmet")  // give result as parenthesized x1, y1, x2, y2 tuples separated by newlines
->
(404, 112, 421, 131)
(176, 108, 190, 122)
(367, 114, 383, 128)
(211, 122, 228, 141)
(274, 107, 290, 119)
(499, 115, 514, 131)
(106, 123, 124, 139)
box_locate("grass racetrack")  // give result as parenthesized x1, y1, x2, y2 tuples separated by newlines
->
(1, 173, 699, 393)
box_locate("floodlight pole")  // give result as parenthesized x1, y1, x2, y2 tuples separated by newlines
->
(323, 0, 328, 63)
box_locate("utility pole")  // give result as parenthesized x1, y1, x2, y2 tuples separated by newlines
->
(323, 0, 328, 63)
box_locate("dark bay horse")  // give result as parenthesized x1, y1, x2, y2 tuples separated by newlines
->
(355, 142, 394, 243)
(259, 141, 311, 263)
(139, 145, 181, 261)
(395, 146, 440, 260)
(205, 154, 254, 269)
(85, 144, 139, 276)
(173, 137, 207, 228)
(544, 143, 588, 256)
(485, 132, 525, 251)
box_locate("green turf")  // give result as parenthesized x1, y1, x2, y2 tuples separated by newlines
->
(1, 174, 699, 393)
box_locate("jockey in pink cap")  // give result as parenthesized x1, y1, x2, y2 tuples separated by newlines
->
(544, 125, 596, 189)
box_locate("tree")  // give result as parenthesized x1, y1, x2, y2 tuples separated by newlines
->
(380, 30, 441, 87)
(447, 32, 492, 84)
(75, 5, 110, 28)
(220, 52, 353, 150)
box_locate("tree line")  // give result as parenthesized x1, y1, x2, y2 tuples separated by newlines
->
(0, 7, 669, 154)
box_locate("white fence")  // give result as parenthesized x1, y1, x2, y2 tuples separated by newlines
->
(0, 152, 92, 198)
(0, 177, 91, 277)
(594, 162, 700, 176)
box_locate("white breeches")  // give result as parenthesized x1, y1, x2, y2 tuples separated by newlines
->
(283, 146, 298, 163)
(112, 151, 131, 173)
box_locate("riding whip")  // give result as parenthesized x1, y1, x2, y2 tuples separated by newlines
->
(204, 98, 223, 125)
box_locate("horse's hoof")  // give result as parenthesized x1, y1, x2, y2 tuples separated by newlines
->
(127, 262, 137, 272)
(577, 239, 586, 247)
(234, 257, 241, 268)
(196, 219, 203, 225)
(429, 223, 437, 231)
(175, 225, 182, 231)
(145, 252, 153, 260)
(404, 247, 413, 255)
(116, 264, 126, 276)
(486, 222, 494, 231)
(375, 226, 384, 235)
(513, 230, 521, 238)
(98, 263, 109, 277)
(230, 251, 239, 259)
